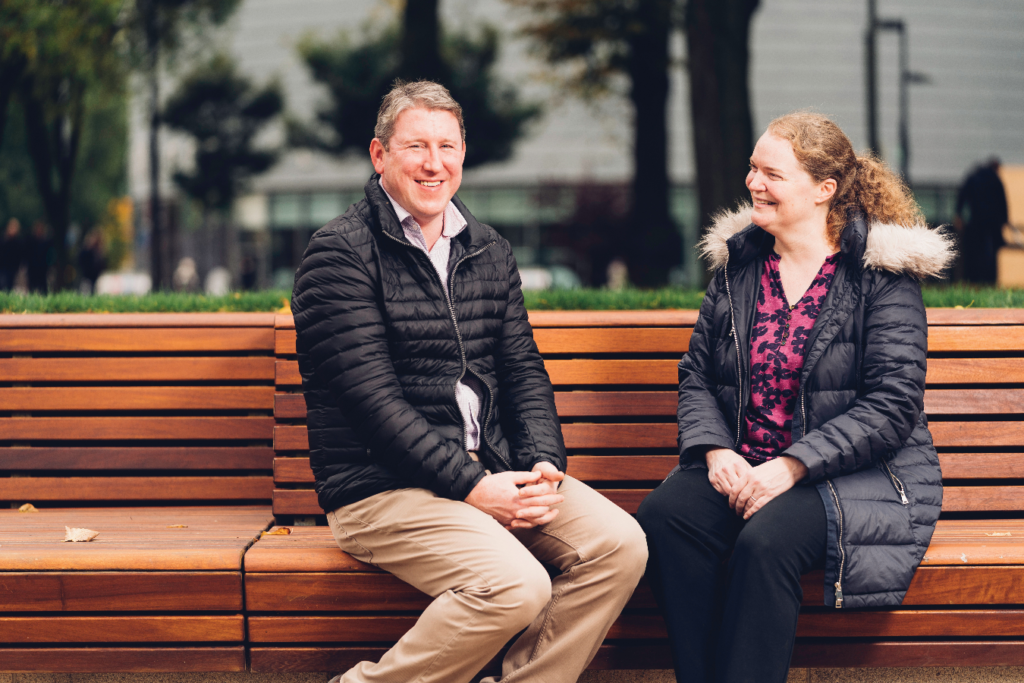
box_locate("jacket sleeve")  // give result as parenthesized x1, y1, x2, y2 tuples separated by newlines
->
(678, 272, 739, 463)
(292, 227, 487, 500)
(494, 242, 567, 472)
(783, 273, 928, 482)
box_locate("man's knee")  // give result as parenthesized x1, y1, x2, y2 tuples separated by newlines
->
(489, 559, 552, 631)
(585, 507, 649, 583)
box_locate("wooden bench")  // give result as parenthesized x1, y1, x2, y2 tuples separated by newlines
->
(0, 314, 277, 673)
(249, 309, 1024, 672)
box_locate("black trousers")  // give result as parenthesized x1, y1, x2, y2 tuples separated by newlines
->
(636, 467, 826, 683)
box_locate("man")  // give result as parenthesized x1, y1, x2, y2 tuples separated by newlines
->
(955, 157, 1009, 283)
(291, 80, 647, 683)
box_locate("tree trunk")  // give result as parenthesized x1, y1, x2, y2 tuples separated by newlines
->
(685, 0, 760, 258)
(0, 54, 26, 149)
(20, 77, 84, 290)
(144, 0, 164, 290)
(399, 0, 446, 83)
(625, 0, 679, 287)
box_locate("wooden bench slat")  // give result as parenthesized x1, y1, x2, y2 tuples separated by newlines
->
(274, 357, 1024, 389)
(0, 647, 247, 673)
(0, 417, 275, 441)
(0, 357, 275, 382)
(0, 616, 245, 643)
(0, 572, 243, 611)
(273, 452, 1024, 484)
(0, 476, 273, 502)
(928, 326, 1024, 352)
(244, 565, 1024, 612)
(534, 328, 691, 354)
(272, 483, 1024, 517)
(790, 641, 1024, 669)
(938, 453, 1024, 479)
(0, 328, 274, 353)
(247, 609, 1024, 644)
(926, 358, 1024, 384)
(273, 388, 1024, 422)
(930, 421, 1024, 448)
(0, 387, 274, 412)
(275, 393, 307, 418)
(925, 388, 1024, 415)
(0, 313, 276, 328)
(273, 455, 680, 484)
(0, 447, 274, 471)
(276, 329, 297, 356)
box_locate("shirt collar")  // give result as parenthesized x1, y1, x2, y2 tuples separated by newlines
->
(379, 179, 468, 238)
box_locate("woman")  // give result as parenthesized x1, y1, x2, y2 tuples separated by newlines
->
(636, 112, 952, 683)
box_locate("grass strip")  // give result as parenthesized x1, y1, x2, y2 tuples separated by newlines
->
(1, 286, 1022, 313)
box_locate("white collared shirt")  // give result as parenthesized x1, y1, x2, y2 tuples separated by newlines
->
(380, 180, 482, 451)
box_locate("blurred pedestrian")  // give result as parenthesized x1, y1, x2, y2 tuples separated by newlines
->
(0, 218, 24, 290)
(77, 230, 107, 294)
(172, 257, 201, 292)
(26, 220, 53, 293)
(955, 157, 1008, 284)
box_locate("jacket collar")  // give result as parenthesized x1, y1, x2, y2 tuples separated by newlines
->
(363, 173, 493, 252)
(699, 203, 955, 279)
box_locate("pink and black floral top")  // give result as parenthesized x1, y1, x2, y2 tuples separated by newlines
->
(740, 252, 842, 463)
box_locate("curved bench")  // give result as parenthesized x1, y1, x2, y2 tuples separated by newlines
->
(251, 309, 1024, 672)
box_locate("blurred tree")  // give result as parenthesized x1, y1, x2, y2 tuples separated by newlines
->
(509, 0, 680, 286)
(162, 54, 282, 281)
(685, 0, 760, 248)
(290, 0, 539, 169)
(125, 0, 241, 290)
(0, 0, 126, 289)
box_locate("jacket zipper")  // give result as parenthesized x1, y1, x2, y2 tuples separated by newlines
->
(448, 242, 511, 470)
(722, 261, 744, 447)
(826, 480, 846, 608)
(881, 458, 909, 505)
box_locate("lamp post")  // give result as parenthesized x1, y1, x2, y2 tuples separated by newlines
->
(865, 6, 929, 180)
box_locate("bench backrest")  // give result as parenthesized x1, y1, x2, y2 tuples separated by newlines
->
(0, 314, 277, 508)
(272, 309, 1024, 520)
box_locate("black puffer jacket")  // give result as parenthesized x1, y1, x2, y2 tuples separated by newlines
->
(678, 205, 953, 609)
(291, 174, 566, 512)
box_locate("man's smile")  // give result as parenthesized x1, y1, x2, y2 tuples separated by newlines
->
(417, 180, 442, 187)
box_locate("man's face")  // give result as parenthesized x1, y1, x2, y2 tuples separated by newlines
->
(370, 107, 466, 226)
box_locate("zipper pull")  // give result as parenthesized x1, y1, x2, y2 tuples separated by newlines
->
(899, 490, 909, 505)
(834, 582, 844, 609)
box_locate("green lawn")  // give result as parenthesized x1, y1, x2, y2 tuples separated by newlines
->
(1, 285, 1022, 314)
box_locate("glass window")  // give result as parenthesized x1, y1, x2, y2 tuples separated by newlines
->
(270, 194, 305, 229)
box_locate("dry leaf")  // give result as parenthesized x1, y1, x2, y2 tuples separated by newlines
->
(18, 503, 38, 513)
(167, 525, 188, 529)
(64, 527, 100, 542)
(263, 527, 291, 536)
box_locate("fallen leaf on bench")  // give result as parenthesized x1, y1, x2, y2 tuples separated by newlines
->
(167, 525, 188, 528)
(263, 527, 291, 536)
(985, 532, 1012, 537)
(18, 503, 38, 513)
(64, 527, 100, 542)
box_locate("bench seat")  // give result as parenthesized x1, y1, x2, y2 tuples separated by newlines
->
(0, 314, 277, 672)
(258, 309, 1024, 671)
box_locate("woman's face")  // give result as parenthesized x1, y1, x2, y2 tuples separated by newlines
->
(746, 133, 833, 235)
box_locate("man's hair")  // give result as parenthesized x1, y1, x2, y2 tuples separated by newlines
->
(374, 80, 465, 150)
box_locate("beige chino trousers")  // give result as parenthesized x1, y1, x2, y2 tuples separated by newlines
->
(326, 474, 647, 683)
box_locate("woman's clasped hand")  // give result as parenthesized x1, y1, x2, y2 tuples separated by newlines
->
(705, 448, 808, 519)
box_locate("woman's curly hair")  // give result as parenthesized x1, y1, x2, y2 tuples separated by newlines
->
(766, 111, 923, 245)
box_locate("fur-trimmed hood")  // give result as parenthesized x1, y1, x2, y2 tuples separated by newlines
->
(698, 203, 956, 279)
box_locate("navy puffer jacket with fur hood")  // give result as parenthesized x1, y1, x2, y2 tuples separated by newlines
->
(677, 205, 954, 609)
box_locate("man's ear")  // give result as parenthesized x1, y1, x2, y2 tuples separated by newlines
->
(369, 138, 386, 174)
